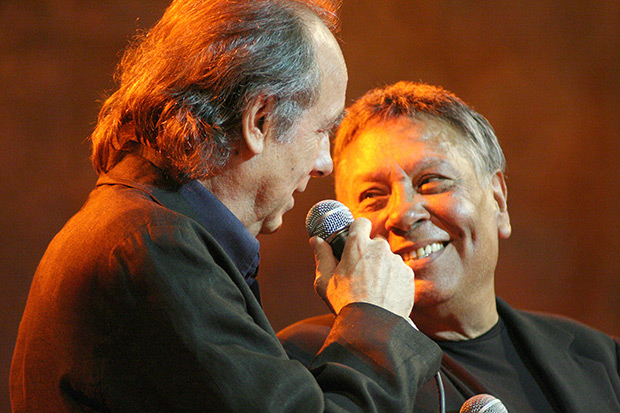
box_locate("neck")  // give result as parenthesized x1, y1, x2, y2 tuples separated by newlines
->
(199, 162, 262, 237)
(411, 294, 498, 341)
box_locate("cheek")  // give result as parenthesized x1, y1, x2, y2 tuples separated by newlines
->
(353, 210, 388, 238)
(429, 194, 474, 237)
(293, 138, 321, 174)
(300, 134, 320, 156)
(370, 219, 386, 238)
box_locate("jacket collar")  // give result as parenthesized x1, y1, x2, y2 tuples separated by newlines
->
(96, 152, 201, 223)
(96, 152, 261, 287)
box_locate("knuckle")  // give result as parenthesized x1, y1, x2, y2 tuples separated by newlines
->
(314, 273, 331, 294)
(349, 218, 370, 235)
(313, 275, 323, 290)
(347, 230, 363, 243)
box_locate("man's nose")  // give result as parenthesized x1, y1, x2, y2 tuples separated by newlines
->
(386, 193, 430, 234)
(310, 136, 333, 178)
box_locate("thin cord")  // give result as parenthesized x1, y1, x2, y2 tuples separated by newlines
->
(435, 371, 446, 413)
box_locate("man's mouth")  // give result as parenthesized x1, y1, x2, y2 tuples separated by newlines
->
(401, 242, 446, 262)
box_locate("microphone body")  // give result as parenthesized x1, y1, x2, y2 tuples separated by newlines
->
(460, 394, 508, 413)
(305, 200, 354, 260)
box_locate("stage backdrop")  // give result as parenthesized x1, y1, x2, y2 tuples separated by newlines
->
(2, 1, 619, 411)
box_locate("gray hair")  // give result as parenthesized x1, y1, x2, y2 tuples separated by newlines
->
(333, 81, 506, 183)
(91, 0, 341, 182)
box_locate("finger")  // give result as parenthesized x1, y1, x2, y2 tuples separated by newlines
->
(371, 235, 394, 255)
(347, 217, 372, 238)
(309, 236, 336, 267)
(310, 237, 336, 292)
(373, 233, 387, 242)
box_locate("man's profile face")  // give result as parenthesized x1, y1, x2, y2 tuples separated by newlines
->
(253, 17, 347, 235)
(335, 116, 509, 309)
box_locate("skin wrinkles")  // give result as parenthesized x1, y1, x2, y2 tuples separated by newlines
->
(205, 14, 347, 237)
(336, 116, 511, 340)
(247, 15, 347, 235)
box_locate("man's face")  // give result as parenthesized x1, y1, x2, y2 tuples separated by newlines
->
(255, 20, 347, 235)
(336, 117, 510, 309)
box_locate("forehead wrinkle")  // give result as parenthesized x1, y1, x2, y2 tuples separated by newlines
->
(349, 157, 409, 188)
(341, 133, 445, 182)
(338, 119, 458, 194)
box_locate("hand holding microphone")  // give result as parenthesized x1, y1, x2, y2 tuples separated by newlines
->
(306, 200, 415, 318)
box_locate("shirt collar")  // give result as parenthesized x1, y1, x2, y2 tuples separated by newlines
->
(180, 180, 260, 280)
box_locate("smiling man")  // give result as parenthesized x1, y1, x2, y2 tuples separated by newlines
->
(278, 81, 620, 412)
(10, 4, 441, 412)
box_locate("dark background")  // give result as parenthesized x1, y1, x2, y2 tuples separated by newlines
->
(2, 1, 619, 410)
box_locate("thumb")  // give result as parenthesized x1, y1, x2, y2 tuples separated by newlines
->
(310, 236, 337, 297)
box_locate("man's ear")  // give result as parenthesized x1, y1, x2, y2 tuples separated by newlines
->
(241, 95, 276, 156)
(491, 171, 512, 239)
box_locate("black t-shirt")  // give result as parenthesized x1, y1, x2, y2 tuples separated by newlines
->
(437, 318, 555, 412)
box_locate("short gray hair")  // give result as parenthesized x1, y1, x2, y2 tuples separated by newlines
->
(334, 81, 506, 182)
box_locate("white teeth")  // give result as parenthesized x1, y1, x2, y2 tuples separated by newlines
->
(402, 242, 445, 261)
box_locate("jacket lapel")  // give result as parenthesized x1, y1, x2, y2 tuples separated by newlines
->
(497, 298, 619, 412)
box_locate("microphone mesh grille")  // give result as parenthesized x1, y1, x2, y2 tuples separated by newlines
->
(305, 200, 354, 240)
(460, 394, 508, 413)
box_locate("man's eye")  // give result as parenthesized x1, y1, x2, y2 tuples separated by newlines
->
(359, 189, 386, 199)
(317, 124, 337, 138)
(418, 175, 450, 193)
(358, 189, 388, 210)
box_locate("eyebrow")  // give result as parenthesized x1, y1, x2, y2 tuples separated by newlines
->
(326, 109, 347, 132)
(334, 109, 347, 127)
(349, 157, 451, 184)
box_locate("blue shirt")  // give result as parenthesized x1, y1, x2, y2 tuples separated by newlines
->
(179, 180, 260, 290)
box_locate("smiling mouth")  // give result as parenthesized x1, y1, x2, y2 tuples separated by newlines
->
(401, 242, 446, 262)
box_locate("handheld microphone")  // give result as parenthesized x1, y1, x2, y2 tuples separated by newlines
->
(305, 200, 354, 260)
(460, 394, 508, 413)
(308, 201, 455, 413)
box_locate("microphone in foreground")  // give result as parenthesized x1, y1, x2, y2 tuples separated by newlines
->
(305, 200, 354, 260)
(460, 394, 508, 413)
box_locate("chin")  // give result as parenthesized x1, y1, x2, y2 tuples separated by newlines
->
(413, 279, 447, 308)
(259, 217, 284, 235)
(260, 226, 280, 235)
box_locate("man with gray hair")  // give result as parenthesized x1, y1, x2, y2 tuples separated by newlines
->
(10, 4, 441, 412)
(279, 81, 620, 412)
